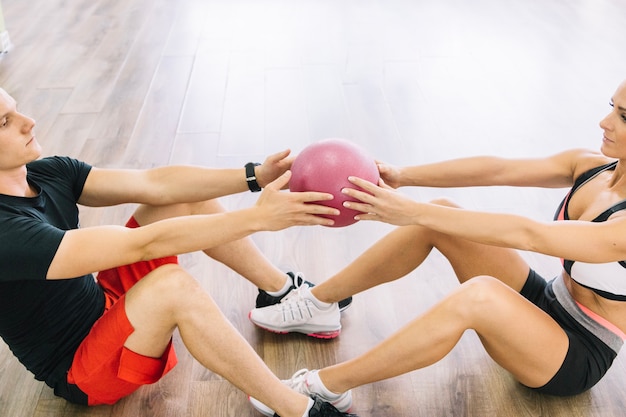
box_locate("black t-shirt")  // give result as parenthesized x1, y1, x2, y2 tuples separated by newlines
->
(0, 156, 105, 390)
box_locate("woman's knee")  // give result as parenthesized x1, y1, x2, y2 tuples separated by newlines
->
(421, 198, 466, 245)
(451, 276, 515, 320)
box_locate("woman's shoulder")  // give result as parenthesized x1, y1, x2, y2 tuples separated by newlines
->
(565, 149, 615, 180)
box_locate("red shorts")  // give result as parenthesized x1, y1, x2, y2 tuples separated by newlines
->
(67, 217, 179, 406)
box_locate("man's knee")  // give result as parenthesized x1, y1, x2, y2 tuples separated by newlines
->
(189, 199, 225, 215)
(430, 197, 461, 208)
(123, 264, 212, 349)
(133, 198, 226, 225)
(120, 265, 197, 360)
(132, 264, 203, 310)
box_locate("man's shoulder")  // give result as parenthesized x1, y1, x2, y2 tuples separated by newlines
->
(27, 156, 92, 183)
(27, 156, 85, 170)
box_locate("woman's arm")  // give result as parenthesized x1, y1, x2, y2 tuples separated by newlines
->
(378, 148, 610, 189)
(342, 176, 626, 264)
(47, 172, 337, 279)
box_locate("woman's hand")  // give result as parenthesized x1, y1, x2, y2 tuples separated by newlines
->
(376, 161, 404, 189)
(341, 176, 419, 226)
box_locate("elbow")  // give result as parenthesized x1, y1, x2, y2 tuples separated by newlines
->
(123, 227, 162, 262)
(137, 240, 165, 262)
(525, 237, 542, 253)
(523, 221, 550, 253)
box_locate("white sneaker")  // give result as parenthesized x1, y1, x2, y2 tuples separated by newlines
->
(249, 369, 353, 416)
(248, 286, 341, 339)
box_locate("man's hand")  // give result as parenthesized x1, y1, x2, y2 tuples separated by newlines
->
(254, 171, 339, 229)
(254, 149, 294, 189)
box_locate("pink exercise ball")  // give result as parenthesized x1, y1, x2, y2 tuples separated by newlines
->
(290, 138, 379, 227)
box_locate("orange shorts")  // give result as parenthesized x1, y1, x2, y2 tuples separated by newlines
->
(67, 217, 179, 406)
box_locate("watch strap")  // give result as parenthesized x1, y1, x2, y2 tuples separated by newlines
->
(245, 162, 262, 192)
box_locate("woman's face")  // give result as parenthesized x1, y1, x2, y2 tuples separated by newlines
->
(600, 80, 626, 159)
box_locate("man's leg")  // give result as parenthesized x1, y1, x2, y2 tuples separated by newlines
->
(122, 264, 313, 417)
(71, 206, 353, 416)
(132, 200, 352, 310)
(132, 201, 291, 292)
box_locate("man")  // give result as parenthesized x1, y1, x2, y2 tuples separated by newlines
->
(0, 88, 356, 417)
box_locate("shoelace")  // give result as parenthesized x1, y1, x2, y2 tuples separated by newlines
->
(283, 369, 311, 393)
(275, 281, 317, 322)
(279, 274, 305, 303)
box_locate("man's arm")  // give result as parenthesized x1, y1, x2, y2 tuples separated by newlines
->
(78, 149, 294, 207)
(48, 172, 336, 279)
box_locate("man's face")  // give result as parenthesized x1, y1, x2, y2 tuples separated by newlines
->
(0, 89, 41, 170)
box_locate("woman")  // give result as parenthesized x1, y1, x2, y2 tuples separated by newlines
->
(249, 79, 626, 414)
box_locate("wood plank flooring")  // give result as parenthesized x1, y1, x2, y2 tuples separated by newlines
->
(2, 0, 626, 415)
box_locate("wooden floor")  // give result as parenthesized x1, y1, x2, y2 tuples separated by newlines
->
(2, 0, 626, 415)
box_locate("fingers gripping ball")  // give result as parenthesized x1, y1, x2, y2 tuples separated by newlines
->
(290, 138, 379, 227)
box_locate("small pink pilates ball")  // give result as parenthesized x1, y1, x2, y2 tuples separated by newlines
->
(289, 138, 379, 227)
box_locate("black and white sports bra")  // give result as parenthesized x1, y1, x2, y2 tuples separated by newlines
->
(554, 161, 626, 301)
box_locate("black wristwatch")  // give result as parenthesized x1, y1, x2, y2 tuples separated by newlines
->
(245, 162, 262, 192)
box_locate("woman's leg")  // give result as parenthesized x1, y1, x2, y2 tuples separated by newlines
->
(312, 198, 531, 303)
(248, 197, 532, 337)
(317, 276, 568, 393)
